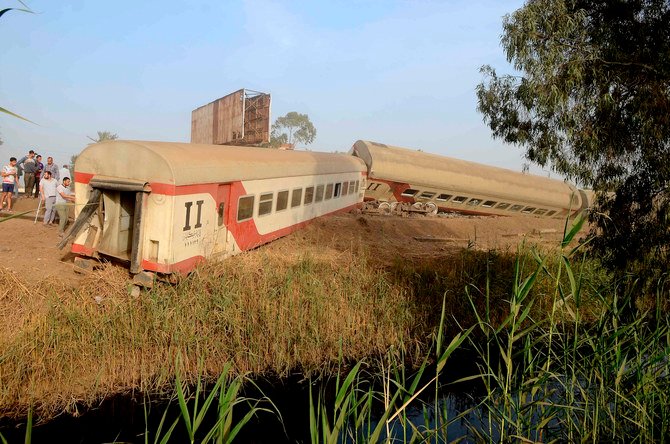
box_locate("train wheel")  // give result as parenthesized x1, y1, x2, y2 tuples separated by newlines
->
(425, 202, 438, 216)
(378, 201, 392, 215)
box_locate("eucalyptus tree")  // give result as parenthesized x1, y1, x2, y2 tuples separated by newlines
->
(270, 112, 317, 148)
(477, 0, 670, 275)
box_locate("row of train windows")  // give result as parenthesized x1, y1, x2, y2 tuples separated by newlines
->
(399, 188, 560, 217)
(237, 180, 361, 222)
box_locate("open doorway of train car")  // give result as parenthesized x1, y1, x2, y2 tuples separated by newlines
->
(98, 191, 136, 260)
(87, 178, 150, 273)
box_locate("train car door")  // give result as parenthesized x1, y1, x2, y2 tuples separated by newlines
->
(65, 177, 150, 273)
(215, 184, 230, 253)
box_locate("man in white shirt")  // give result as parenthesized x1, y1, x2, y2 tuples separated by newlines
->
(1, 157, 18, 213)
(55, 177, 75, 235)
(39, 170, 58, 225)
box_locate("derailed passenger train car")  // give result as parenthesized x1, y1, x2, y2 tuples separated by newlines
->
(63, 141, 366, 277)
(351, 140, 590, 218)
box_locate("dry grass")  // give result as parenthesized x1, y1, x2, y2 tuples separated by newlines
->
(0, 229, 607, 421)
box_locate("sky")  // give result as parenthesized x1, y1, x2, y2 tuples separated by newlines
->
(1, 0, 548, 175)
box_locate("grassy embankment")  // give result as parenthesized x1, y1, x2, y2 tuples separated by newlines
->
(1, 217, 668, 442)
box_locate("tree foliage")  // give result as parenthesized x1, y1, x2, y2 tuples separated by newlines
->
(477, 0, 670, 274)
(270, 112, 316, 147)
(87, 130, 119, 143)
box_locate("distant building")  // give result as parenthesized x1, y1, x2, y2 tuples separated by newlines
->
(191, 89, 271, 146)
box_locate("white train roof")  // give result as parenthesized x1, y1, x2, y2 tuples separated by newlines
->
(76, 140, 366, 186)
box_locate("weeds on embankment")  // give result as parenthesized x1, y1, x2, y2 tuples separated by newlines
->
(0, 238, 600, 421)
(1, 218, 669, 442)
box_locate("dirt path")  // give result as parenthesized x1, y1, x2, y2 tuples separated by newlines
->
(0, 198, 83, 287)
(0, 199, 584, 287)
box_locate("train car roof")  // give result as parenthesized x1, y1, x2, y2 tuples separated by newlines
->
(76, 140, 366, 186)
(350, 140, 580, 208)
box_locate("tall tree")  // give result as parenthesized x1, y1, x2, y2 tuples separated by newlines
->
(270, 112, 316, 148)
(477, 0, 670, 275)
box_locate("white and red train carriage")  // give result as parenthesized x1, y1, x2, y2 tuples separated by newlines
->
(64, 141, 366, 277)
(351, 140, 591, 218)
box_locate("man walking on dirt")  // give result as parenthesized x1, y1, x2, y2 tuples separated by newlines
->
(17, 150, 37, 198)
(55, 177, 75, 235)
(39, 170, 58, 225)
(1, 157, 18, 213)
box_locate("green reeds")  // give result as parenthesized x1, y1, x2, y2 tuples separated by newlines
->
(1, 217, 668, 442)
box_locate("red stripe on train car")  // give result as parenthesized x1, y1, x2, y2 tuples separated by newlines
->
(72, 243, 96, 256)
(142, 256, 206, 274)
(74, 172, 95, 184)
(73, 175, 363, 274)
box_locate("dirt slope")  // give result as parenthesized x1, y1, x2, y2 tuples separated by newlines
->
(0, 199, 583, 286)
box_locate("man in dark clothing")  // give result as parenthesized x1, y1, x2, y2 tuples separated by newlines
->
(33, 154, 44, 198)
(17, 149, 37, 198)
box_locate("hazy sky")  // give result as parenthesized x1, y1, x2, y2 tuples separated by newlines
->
(1, 0, 540, 173)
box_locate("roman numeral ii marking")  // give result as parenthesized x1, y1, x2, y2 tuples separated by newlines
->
(183, 200, 204, 231)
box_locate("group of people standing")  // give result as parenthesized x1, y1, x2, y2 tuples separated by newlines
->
(1, 150, 75, 235)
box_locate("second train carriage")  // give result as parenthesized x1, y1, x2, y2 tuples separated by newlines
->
(350, 140, 590, 218)
(65, 141, 367, 276)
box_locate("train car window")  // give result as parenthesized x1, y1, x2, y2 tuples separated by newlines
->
(218, 203, 225, 226)
(349, 181, 355, 194)
(341, 181, 349, 196)
(401, 189, 419, 197)
(466, 198, 483, 206)
(510, 205, 524, 212)
(237, 195, 255, 221)
(546, 210, 557, 216)
(436, 194, 452, 201)
(291, 188, 303, 208)
(496, 203, 511, 209)
(482, 200, 497, 208)
(315, 185, 325, 202)
(521, 207, 536, 214)
(325, 183, 333, 200)
(304, 186, 314, 205)
(452, 196, 468, 203)
(419, 191, 436, 199)
(334, 183, 342, 198)
(276, 190, 289, 211)
(355, 180, 360, 193)
(258, 193, 273, 216)
(534, 209, 548, 215)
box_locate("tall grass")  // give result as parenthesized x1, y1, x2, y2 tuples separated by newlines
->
(301, 218, 670, 443)
(1, 218, 668, 442)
